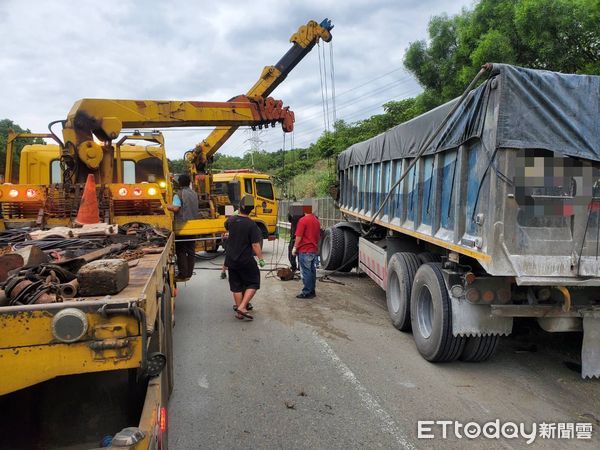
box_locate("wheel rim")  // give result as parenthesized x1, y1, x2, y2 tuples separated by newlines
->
(416, 285, 434, 339)
(388, 271, 400, 312)
(322, 234, 331, 260)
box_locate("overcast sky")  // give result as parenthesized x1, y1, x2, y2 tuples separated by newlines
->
(0, 0, 473, 160)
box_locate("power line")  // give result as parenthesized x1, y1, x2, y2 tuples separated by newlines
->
(285, 88, 422, 149)
(289, 66, 409, 116)
(294, 77, 415, 125)
(262, 85, 421, 146)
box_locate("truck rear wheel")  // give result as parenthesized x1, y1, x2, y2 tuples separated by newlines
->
(339, 229, 359, 272)
(410, 263, 465, 361)
(320, 227, 345, 270)
(460, 335, 499, 362)
(386, 252, 421, 331)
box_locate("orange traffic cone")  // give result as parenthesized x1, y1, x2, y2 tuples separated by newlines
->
(75, 174, 100, 225)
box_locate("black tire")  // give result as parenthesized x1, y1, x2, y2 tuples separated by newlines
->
(418, 252, 442, 264)
(339, 229, 359, 272)
(410, 263, 465, 361)
(320, 227, 345, 270)
(386, 252, 421, 331)
(460, 335, 499, 362)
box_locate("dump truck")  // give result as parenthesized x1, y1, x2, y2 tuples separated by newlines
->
(0, 94, 293, 448)
(324, 64, 600, 378)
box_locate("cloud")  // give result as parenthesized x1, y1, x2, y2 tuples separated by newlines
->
(0, 0, 473, 159)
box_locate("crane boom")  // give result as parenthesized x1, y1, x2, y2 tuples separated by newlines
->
(60, 95, 294, 183)
(188, 18, 333, 172)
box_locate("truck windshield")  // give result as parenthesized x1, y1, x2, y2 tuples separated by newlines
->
(255, 179, 274, 199)
(215, 181, 240, 205)
(116, 156, 165, 184)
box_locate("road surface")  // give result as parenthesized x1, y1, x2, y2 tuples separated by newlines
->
(169, 241, 600, 449)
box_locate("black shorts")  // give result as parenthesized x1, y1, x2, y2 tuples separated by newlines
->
(228, 260, 261, 292)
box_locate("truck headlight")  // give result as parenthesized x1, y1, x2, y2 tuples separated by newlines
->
(52, 308, 88, 343)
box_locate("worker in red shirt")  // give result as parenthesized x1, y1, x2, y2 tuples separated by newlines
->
(292, 209, 321, 298)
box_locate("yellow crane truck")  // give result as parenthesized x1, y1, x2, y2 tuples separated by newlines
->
(177, 18, 333, 250)
(0, 94, 293, 449)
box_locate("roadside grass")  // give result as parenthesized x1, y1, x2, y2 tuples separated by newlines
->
(288, 160, 333, 198)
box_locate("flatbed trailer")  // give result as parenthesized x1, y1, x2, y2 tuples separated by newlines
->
(0, 233, 175, 449)
(0, 129, 176, 448)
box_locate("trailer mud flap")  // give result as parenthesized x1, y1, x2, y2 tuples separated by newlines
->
(450, 298, 513, 337)
(582, 310, 600, 379)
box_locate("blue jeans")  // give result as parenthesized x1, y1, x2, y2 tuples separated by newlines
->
(298, 252, 317, 295)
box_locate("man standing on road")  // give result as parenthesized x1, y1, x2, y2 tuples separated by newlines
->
(292, 208, 321, 299)
(224, 195, 266, 320)
(167, 174, 199, 281)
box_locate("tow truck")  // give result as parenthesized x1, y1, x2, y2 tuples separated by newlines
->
(0, 94, 293, 449)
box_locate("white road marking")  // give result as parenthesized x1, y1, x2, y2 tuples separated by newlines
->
(313, 333, 416, 449)
(197, 374, 209, 389)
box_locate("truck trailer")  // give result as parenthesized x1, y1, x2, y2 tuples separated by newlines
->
(323, 64, 600, 378)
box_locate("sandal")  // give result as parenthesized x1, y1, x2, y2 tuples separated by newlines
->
(233, 303, 253, 311)
(236, 310, 253, 320)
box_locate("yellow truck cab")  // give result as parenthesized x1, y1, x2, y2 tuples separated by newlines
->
(174, 169, 279, 251)
(213, 169, 278, 239)
(18, 141, 170, 197)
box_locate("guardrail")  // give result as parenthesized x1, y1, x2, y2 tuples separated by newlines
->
(278, 197, 342, 229)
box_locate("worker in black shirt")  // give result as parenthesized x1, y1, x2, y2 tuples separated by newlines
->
(287, 209, 301, 272)
(224, 195, 265, 320)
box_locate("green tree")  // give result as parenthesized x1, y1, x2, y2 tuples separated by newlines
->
(0, 119, 45, 182)
(405, 0, 600, 104)
(167, 158, 188, 174)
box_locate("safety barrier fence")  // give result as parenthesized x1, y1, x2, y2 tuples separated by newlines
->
(277, 197, 343, 230)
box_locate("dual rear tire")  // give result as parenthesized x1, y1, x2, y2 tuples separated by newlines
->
(386, 256, 499, 363)
(410, 263, 465, 361)
(385, 253, 420, 331)
(320, 227, 359, 272)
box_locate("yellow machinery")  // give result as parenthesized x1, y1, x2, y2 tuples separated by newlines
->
(1, 130, 174, 231)
(178, 19, 333, 249)
(187, 19, 333, 174)
(0, 19, 325, 443)
(0, 93, 293, 448)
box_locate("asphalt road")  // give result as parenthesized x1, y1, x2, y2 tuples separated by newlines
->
(169, 241, 600, 449)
